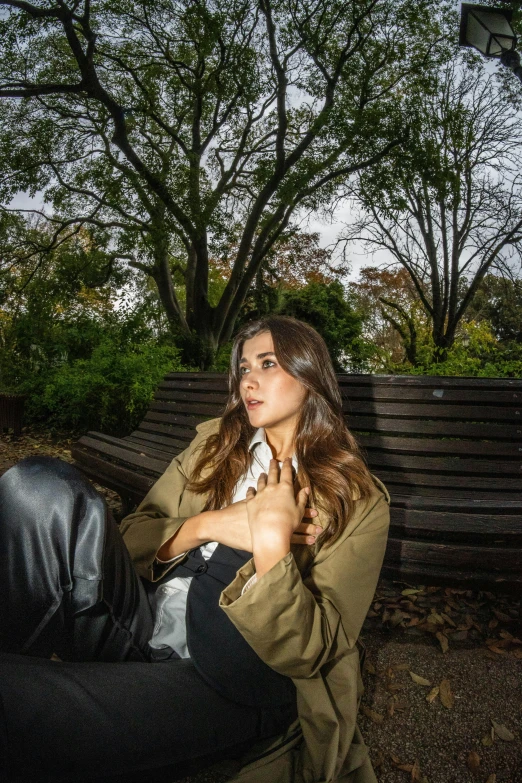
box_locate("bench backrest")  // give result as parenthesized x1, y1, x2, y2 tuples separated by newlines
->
(127, 373, 522, 503)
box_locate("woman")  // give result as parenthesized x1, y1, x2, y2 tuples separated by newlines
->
(0, 315, 390, 783)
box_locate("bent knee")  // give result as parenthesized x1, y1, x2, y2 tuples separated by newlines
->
(0, 456, 103, 534)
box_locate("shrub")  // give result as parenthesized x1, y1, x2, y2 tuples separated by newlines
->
(20, 338, 182, 436)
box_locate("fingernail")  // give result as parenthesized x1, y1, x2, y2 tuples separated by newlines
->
(307, 536, 316, 544)
(315, 526, 322, 534)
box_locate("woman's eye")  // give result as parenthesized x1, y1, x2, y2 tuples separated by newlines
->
(262, 360, 275, 368)
(239, 367, 249, 375)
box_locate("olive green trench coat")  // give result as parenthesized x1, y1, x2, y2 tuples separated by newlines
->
(120, 418, 390, 783)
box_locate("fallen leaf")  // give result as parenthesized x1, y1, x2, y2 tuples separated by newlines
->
(409, 671, 431, 686)
(363, 660, 376, 675)
(392, 663, 411, 672)
(429, 611, 445, 625)
(487, 646, 508, 656)
(411, 758, 424, 782)
(390, 609, 406, 627)
(436, 631, 449, 653)
(441, 612, 456, 627)
(361, 705, 384, 725)
(466, 750, 480, 773)
(492, 609, 511, 622)
(488, 618, 499, 630)
(485, 775, 496, 783)
(491, 719, 515, 741)
(511, 648, 522, 659)
(426, 686, 439, 703)
(402, 588, 421, 596)
(395, 761, 414, 773)
(373, 748, 385, 769)
(439, 678, 454, 709)
(481, 734, 494, 747)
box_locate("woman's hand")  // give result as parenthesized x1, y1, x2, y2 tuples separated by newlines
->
(245, 457, 314, 578)
(207, 497, 319, 553)
(156, 487, 319, 560)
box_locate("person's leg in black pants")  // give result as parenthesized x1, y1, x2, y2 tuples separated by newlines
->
(0, 457, 296, 782)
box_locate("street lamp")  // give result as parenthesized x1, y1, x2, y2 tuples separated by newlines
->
(459, 3, 522, 83)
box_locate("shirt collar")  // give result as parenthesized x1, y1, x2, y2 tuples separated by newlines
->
(249, 428, 298, 468)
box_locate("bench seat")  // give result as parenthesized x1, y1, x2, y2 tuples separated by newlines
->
(71, 373, 522, 592)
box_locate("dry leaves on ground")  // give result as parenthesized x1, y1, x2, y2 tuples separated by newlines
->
(363, 582, 520, 660)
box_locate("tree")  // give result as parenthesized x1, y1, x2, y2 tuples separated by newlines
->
(466, 273, 522, 344)
(0, 0, 445, 366)
(352, 266, 429, 366)
(342, 56, 522, 361)
(277, 280, 369, 371)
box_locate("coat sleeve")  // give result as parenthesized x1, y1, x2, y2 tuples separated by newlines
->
(119, 422, 215, 581)
(219, 480, 390, 679)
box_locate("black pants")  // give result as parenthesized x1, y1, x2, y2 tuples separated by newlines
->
(0, 457, 296, 783)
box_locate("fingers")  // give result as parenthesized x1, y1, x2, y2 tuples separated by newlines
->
(279, 457, 295, 486)
(266, 458, 280, 484)
(296, 485, 310, 517)
(291, 521, 323, 546)
(296, 521, 322, 536)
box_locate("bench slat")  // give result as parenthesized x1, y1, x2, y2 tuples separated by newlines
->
(77, 437, 170, 475)
(366, 452, 522, 476)
(83, 431, 176, 461)
(380, 562, 521, 590)
(359, 434, 522, 458)
(389, 508, 522, 541)
(128, 431, 194, 452)
(384, 537, 522, 571)
(156, 384, 522, 406)
(348, 416, 518, 440)
(70, 447, 155, 496)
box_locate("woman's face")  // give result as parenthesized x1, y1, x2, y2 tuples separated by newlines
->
(239, 331, 307, 434)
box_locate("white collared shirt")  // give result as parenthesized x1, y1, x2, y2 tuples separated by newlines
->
(148, 428, 298, 659)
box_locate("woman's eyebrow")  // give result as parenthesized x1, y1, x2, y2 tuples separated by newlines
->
(239, 352, 276, 364)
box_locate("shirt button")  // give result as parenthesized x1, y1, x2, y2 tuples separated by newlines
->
(196, 563, 208, 574)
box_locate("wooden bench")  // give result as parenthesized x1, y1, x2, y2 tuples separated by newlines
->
(71, 373, 522, 592)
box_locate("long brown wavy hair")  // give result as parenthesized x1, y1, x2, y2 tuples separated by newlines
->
(187, 316, 374, 547)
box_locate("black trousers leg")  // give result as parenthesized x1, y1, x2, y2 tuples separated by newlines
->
(0, 456, 153, 661)
(0, 458, 297, 782)
(0, 653, 296, 783)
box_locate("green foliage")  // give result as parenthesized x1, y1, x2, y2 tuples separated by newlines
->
(277, 281, 372, 372)
(21, 337, 181, 436)
(466, 275, 522, 344)
(393, 321, 522, 378)
(0, 219, 183, 434)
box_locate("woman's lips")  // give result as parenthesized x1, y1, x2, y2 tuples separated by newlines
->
(246, 400, 263, 410)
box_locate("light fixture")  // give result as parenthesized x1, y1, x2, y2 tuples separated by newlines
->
(459, 3, 522, 82)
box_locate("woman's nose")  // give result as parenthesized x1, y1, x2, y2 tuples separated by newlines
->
(241, 372, 259, 389)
